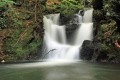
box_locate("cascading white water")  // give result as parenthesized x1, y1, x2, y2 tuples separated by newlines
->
(83, 9, 93, 23)
(43, 9, 93, 61)
(75, 23, 93, 45)
(44, 14, 66, 44)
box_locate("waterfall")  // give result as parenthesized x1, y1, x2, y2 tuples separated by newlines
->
(43, 9, 93, 61)
(83, 9, 93, 23)
(75, 23, 93, 45)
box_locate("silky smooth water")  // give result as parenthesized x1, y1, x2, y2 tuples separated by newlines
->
(0, 62, 120, 80)
(43, 9, 93, 60)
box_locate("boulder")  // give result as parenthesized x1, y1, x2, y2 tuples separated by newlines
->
(80, 40, 94, 60)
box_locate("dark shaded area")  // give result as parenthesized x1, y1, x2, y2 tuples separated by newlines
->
(80, 40, 94, 60)
(92, 0, 103, 10)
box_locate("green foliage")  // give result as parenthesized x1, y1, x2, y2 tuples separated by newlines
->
(60, 0, 84, 16)
(100, 44, 109, 51)
(95, 0, 120, 45)
(0, 0, 23, 29)
(104, 0, 120, 18)
(3, 27, 42, 60)
(6, 7, 24, 28)
(0, 0, 14, 7)
(46, 0, 84, 17)
(0, 0, 15, 30)
(0, 17, 8, 30)
(0, 0, 43, 61)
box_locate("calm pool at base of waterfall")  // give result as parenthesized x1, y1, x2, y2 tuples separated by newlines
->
(0, 61, 120, 80)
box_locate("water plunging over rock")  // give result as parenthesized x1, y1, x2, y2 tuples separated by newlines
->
(43, 9, 93, 61)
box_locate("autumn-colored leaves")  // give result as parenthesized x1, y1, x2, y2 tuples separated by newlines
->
(46, 0, 61, 5)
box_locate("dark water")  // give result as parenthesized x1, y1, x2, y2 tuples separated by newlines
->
(0, 61, 120, 80)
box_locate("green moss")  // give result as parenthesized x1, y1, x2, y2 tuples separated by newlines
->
(0, 0, 43, 61)
(46, 0, 84, 17)
(2, 23, 42, 60)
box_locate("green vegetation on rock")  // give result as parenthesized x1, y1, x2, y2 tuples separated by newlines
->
(46, 0, 84, 17)
(0, 0, 44, 61)
(92, 0, 120, 63)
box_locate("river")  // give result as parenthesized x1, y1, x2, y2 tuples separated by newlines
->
(0, 61, 120, 80)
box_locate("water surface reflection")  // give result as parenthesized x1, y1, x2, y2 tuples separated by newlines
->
(0, 61, 120, 80)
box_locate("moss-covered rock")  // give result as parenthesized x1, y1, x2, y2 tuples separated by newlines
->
(0, 0, 44, 62)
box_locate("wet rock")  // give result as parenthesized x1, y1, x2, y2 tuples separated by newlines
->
(96, 52, 108, 62)
(65, 14, 81, 39)
(60, 14, 70, 25)
(80, 40, 94, 60)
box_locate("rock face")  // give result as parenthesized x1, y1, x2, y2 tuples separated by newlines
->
(80, 40, 94, 60)
(59, 13, 81, 42)
(66, 14, 80, 36)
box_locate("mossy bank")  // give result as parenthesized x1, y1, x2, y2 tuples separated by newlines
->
(0, 0, 44, 62)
